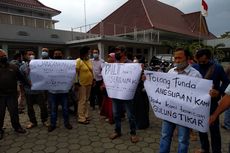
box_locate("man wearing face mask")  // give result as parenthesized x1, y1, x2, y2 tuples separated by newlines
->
(0, 49, 27, 140)
(20, 50, 48, 129)
(109, 45, 140, 143)
(48, 50, 73, 132)
(90, 49, 104, 110)
(159, 48, 202, 153)
(41, 48, 49, 59)
(192, 49, 229, 153)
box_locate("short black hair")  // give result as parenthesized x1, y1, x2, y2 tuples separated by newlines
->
(115, 45, 126, 52)
(13, 53, 21, 60)
(195, 48, 212, 59)
(174, 48, 191, 59)
(80, 46, 90, 56)
(92, 48, 100, 54)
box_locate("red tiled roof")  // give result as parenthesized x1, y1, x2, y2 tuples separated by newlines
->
(90, 0, 215, 39)
(0, 0, 61, 15)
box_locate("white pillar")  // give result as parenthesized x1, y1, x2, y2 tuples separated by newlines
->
(2, 44, 8, 55)
(97, 42, 105, 60)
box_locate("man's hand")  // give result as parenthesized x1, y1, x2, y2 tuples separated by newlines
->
(141, 74, 146, 81)
(209, 114, 217, 125)
(209, 89, 219, 98)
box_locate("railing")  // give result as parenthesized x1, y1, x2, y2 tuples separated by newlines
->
(71, 21, 160, 43)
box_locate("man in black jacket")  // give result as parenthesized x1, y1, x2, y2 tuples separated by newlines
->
(0, 49, 26, 140)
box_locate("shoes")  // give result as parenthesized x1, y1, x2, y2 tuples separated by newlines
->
(26, 123, 37, 129)
(130, 135, 139, 143)
(42, 121, 49, 127)
(0, 129, 4, 140)
(78, 120, 89, 125)
(15, 128, 26, 134)
(48, 126, 56, 132)
(65, 123, 73, 130)
(109, 132, 121, 140)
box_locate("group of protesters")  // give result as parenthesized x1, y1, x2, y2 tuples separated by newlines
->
(0, 45, 230, 153)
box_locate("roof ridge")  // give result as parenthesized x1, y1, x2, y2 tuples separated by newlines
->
(141, 0, 154, 27)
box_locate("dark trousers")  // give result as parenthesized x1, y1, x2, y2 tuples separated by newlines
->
(0, 95, 22, 130)
(90, 80, 103, 108)
(49, 93, 69, 127)
(25, 93, 48, 124)
(112, 99, 136, 135)
(199, 101, 221, 153)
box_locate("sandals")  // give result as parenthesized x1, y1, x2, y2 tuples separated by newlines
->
(109, 132, 121, 140)
(130, 135, 139, 143)
(26, 123, 37, 129)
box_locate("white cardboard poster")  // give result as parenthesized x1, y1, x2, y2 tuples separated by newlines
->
(30, 60, 76, 90)
(102, 63, 142, 100)
(144, 71, 212, 132)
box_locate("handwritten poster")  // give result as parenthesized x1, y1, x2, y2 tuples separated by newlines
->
(144, 71, 212, 132)
(102, 63, 142, 100)
(30, 60, 76, 90)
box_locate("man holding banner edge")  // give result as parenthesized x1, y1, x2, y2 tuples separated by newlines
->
(143, 48, 203, 153)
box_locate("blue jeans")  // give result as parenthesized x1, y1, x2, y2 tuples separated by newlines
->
(224, 108, 230, 129)
(49, 93, 69, 127)
(159, 120, 190, 153)
(112, 99, 136, 135)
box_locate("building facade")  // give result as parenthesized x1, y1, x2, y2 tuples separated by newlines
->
(0, 0, 216, 62)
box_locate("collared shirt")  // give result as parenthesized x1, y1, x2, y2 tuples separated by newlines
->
(20, 62, 44, 94)
(92, 58, 104, 81)
(168, 65, 202, 78)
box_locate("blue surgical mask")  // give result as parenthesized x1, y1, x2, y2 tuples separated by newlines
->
(93, 53, 99, 59)
(41, 51, 49, 58)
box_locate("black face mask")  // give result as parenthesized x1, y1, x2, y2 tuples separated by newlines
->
(115, 53, 121, 61)
(199, 62, 210, 69)
(54, 56, 62, 59)
(0, 57, 8, 64)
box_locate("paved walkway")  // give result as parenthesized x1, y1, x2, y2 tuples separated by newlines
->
(0, 105, 229, 153)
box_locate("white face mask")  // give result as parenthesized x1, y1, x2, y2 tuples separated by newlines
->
(29, 55, 35, 60)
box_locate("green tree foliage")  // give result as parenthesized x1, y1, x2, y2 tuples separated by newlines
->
(221, 31, 230, 38)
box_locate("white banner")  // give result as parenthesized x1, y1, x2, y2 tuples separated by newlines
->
(144, 71, 212, 132)
(102, 63, 142, 100)
(30, 60, 76, 90)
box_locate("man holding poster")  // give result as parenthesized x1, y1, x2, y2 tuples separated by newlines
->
(106, 46, 140, 143)
(157, 48, 202, 153)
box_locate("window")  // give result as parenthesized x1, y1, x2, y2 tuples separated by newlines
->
(12, 15, 23, 25)
(44, 20, 52, 29)
(0, 13, 10, 24)
(36, 19, 44, 28)
(25, 17, 35, 27)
